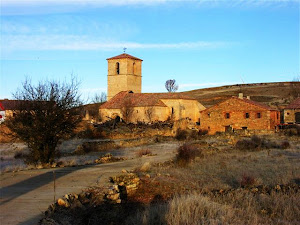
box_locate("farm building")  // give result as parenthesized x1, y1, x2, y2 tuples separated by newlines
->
(284, 98, 300, 124)
(199, 94, 280, 134)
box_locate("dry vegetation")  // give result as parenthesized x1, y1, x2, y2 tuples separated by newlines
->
(41, 133, 300, 225)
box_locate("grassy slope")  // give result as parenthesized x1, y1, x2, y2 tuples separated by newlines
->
(184, 82, 299, 109)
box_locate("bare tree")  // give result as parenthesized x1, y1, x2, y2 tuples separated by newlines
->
(5, 78, 83, 165)
(145, 106, 154, 122)
(91, 92, 107, 103)
(165, 79, 179, 92)
(121, 99, 134, 123)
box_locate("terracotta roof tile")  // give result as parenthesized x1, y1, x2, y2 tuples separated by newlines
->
(201, 96, 277, 112)
(106, 53, 143, 61)
(232, 96, 275, 111)
(0, 99, 25, 110)
(100, 91, 196, 109)
(285, 98, 300, 109)
(0, 102, 4, 111)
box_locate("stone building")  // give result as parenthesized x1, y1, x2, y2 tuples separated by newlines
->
(0, 99, 23, 120)
(100, 53, 205, 123)
(199, 94, 280, 134)
(100, 91, 205, 123)
(284, 98, 300, 124)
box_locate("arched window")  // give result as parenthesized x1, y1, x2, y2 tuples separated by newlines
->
(116, 62, 120, 74)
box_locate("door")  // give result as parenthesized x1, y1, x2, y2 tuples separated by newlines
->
(295, 112, 300, 123)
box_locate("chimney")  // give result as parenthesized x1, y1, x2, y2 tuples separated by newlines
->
(246, 96, 250, 100)
(238, 93, 243, 99)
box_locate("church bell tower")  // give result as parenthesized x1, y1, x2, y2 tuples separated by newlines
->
(106, 53, 143, 100)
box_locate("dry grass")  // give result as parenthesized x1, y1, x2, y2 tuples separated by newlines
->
(38, 134, 300, 224)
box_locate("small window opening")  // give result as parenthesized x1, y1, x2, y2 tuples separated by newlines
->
(225, 113, 230, 119)
(171, 107, 174, 114)
(257, 112, 261, 118)
(116, 62, 120, 74)
(287, 112, 290, 115)
(245, 112, 250, 119)
(13, 113, 16, 117)
(133, 62, 135, 74)
(208, 126, 210, 130)
(242, 127, 248, 130)
(207, 113, 210, 118)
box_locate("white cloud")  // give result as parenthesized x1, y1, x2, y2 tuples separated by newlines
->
(1, 34, 233, 52)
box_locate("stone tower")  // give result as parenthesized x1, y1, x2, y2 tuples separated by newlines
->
(106, 53, 143, 100)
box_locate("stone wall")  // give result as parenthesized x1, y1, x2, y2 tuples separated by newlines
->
(284, 109, 300, 124)
(99, 99, 205, 124)
(107, 58, 142, 100)
(200, 98, 280, 134)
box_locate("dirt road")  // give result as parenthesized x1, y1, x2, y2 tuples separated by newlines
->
(0, 142, 178, 225)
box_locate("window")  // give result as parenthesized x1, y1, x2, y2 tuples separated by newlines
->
(207, 113, 210, 118)
(257, 112, 261, 118)
(225, 113, 230, 119)
(171, 107, 174, 114)
(116, 62, 120, 74)
(133, 62, 135, 74)
(208, 126, 210, 130)
(245, 112, 250, 119)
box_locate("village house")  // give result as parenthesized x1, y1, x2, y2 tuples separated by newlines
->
(99, 53, 205, 123)
(199, 94, 280, 134)
(284, 97, 300, 124)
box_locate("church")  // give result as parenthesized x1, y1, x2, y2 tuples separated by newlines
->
(99, 53, 206, 123)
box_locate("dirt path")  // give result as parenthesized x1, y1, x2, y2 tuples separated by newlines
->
(0, 142, 178, 225)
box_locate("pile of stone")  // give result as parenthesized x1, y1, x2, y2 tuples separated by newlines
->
(105, 172, 140, 203)
(95, 153, 126, 164)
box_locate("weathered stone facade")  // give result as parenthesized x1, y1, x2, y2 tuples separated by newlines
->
(100, 91, 205, 123)
(107, 54, 142, 100)
(199, 96, 280, 134)
(284, 98, 300, 124)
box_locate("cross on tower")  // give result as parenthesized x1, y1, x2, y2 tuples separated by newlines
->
(123, 47, 127, 53)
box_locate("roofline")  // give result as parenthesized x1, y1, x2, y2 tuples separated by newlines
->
(200, 96, 278, 113)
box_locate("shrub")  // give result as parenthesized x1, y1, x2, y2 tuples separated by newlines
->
(136, 149, 152, 157)
(175, 129, 188, 141)
(281, 140, 290, 149)
(14, 151, 27, 159)
(236, 135, 280, 151)
(235, 139, 257, 151)
(240, 174, 256, 188)
(198, 129, 208, 136)
(176, 143, 198, 167)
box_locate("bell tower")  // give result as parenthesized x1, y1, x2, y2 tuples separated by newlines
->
(106, 53, 142, 100)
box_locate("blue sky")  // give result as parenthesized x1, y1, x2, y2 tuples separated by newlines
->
(0, 0, 299, 101)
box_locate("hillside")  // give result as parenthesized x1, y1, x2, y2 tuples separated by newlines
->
(184, 82, 300, 109)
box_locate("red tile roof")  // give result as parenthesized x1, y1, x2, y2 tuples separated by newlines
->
(0, 102, 4, 111)
(100, 91, 196, 109)
(106, 53, 143, 61)
(285, 98, 300, 109)
(201, 96, 277, 112)
(232, 96, 275, 111)
(0, 99, 25, 110)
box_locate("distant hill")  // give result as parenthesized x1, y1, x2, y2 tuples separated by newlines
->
(184, 82, 300, 110)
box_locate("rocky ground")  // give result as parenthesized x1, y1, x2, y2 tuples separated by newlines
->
(0, 142, 179, 225)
